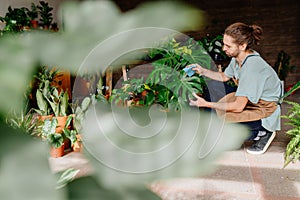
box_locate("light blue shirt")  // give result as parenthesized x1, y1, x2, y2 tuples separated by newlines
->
(224, 51, 281, 131)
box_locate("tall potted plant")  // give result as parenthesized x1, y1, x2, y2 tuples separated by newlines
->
(27, 2, 39, 28)
(36, 84, 70, 136)
(37, 1, 53, 30)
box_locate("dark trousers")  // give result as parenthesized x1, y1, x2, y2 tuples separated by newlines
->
(204, 80, 264, 140)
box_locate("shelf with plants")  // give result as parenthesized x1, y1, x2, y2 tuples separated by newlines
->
(0, 1, 58, 35)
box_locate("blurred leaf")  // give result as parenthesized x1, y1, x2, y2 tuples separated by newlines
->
(0, 0, 205, 115)
(66, 176, 122, 200)
(0, 124, 65, 200)
(56, 168, 80, 189)
(81, 102, 249, 189)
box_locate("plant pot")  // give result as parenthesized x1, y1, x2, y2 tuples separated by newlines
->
(55, 116, 68, 133)
(50, 143, 65, 158)
(39, 114, 53, 122)
(30, 20, 38, 28)
(72, 134, 83, 152)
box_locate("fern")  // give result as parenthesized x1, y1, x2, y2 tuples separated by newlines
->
(282, 100, 300, 167)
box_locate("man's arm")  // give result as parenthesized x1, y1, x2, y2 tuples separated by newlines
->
(189, 93, 248, 112)
(187, 63, 230, 82)
(200, 68, 230, 82)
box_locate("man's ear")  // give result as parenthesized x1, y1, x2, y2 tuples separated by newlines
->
(239, 43, 247, 51)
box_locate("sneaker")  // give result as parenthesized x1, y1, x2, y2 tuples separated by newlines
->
(246, 131, 276, 155)
(253, 131, 269, 141)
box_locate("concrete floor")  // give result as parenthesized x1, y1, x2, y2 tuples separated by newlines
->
(49, 92, 300, 200)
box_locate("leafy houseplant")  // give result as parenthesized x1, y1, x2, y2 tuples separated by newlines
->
(0, 6, 30, 33)
(110, 77, 146, 107)
(37, 1, 53, 29)
(282, 100, 300, 167)
(42, 117, 64, 157)
(32, 66, 61, 116)
(147, 36, 208, 110)
(27, 2, 39, 28)
(110, 36, 208, 111)
(198, 34, 229, 63)
(42, 115, 77, 157)
(273, 50, 297, 82)
(33, 66, 71, 134)
(71, 96, 91, 133)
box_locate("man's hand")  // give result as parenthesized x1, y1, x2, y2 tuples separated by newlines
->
(189, 93, 208, 107)
(185, 63, 205, 75)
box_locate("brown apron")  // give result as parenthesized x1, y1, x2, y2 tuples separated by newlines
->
(216, 92, 278, 122)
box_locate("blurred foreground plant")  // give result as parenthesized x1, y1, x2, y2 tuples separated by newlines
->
(0, 1, 249, 200)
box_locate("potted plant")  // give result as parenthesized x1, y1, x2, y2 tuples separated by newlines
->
(42, 115, 77, 157)
(146, 36, 207, 110)
(0, 6, 30, 33)
(273, 50, 297, 82)
(42, 117, 64, 157)
(32, 66, 60, 115)
(27, 2, 39, 28)
(37, 1, 53, 30)
(5, 106, 42, 137)
(70, 96, 92, 152)
(198, 34, 229, 63)
(110, 77, 146, 107)
(110, 36, 208, 111)
(45, 87, 70, 132)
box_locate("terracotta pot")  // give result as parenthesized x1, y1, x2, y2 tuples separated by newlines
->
(55, 116, 68, 133)
(141, 90, 148, 97)
(30, 20, 38, 28)
(72, 134, 83, 152)
(39, 114, 53, 122)
(50, 143, 65, 158)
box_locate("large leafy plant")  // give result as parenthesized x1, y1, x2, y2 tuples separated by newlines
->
(198, 34, 228, 62)
(282, 100, 300, 167)
(145, 36, 208, 110)
(33, 66, 70, 117)
(36, 84, 69, 117)
(111, 36, 209, 110)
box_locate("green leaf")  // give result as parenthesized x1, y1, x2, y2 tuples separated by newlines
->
(0, 125, 65, 200)
(281, 80, 300, 100)
(47, 133, 64, 148)
(36, 89, 48, 115)
(56, 168, 80, 189)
